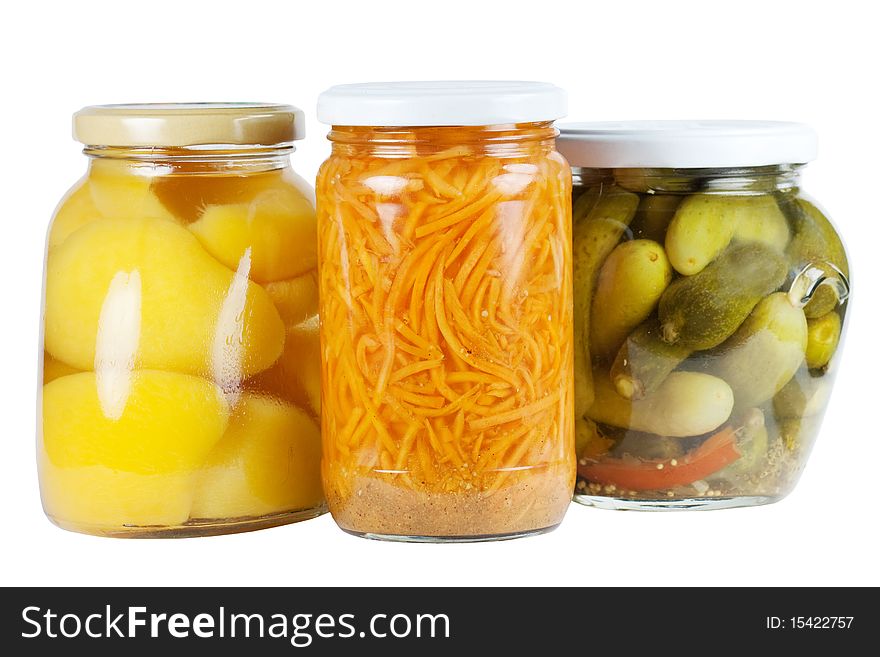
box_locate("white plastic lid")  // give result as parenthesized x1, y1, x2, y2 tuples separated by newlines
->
(317, 81, 567, 127)
(557, 120, 818, 168)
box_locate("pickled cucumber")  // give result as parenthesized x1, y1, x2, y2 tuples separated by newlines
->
(571, 184, 603, 225)
(805, 311, 842, 370)
(785, 198, 849, 318)
(590, 239, 672, 361)
(572, 186, 639, 414)
(630, 194, 680, 242)
(613, 168, 702, 194)
(709, 292, 807, 409)
(665, 194, 739, 275)
(658, 242, 788, 350)
(773, 368, 831, 420)
(574, 357, 593, 419)
(730, 195, 790, 250)
(587, 368, 734, 438)
(666, 194, 790, 275)
(776, 415, 819, 453)
(610, 319, 691, 399)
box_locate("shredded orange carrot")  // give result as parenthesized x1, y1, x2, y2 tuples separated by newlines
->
(317, 124, 573, 501)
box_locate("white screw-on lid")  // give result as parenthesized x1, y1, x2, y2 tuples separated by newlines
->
(317, 81, 567, 127)
(557, 120, 818, 168)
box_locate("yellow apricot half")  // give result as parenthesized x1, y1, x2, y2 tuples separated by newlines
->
(88, 159, 177, 223)
(39, 462, 196, 529)
(42, 370, 229, 473)
(263, 272, 319, 327)
(189, 186, 317, 283)
(47, 179, 102, 250)
(39, 370, 231, 528)
(151, 168, 291, 223)
(42, 353, 80, 384)
(248, 319, 321, 416)
(191, 393, 323, 519)
(44, 216, 285, 378)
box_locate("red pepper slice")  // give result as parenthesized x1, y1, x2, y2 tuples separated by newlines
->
(577, 426, 740, 491)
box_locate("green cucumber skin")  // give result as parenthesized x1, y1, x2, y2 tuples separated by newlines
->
(658, 242, 788, 351)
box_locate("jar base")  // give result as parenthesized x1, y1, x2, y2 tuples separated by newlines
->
(342, 523, 559, 544)
(47, 504, 328, 538)
(572, 494, 782, 511)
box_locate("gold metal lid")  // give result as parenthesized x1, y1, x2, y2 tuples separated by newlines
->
(73, 103, 305, 147)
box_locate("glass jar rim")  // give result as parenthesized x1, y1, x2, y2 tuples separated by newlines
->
(73, 103, 305, 148)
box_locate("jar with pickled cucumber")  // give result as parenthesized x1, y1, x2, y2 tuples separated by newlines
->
(316, 82, 574, 541)
(39, 104, 324, 536)
(557, 121, 850, 510)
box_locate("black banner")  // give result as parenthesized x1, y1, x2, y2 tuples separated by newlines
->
(0, 587, 871, 654)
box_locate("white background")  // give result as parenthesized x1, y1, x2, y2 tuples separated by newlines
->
(2, 0, 877, 587)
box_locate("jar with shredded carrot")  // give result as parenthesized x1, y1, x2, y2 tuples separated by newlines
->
(315, 82, 574, 541)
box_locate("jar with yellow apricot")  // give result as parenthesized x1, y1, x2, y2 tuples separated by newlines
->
(39, 103, 324, 537)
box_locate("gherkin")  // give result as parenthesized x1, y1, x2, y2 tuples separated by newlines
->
(658, 242, 787, 350)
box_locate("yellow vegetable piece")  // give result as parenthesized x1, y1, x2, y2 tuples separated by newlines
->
(39, 462, 195, 529)
(42, 370, 229, 473)
(773, 368, 831, 420)
(42, 353, 80, 384)
(590, 239, 672, 361)
(731, 195, 790, 250)
(665, 194, 787, 275)
(665, 194, 738, 275)
(151, 168, 292, 223)
(44, 216, 285, 378)
(263, 272, 319, 327)
(191, 393, 323, 519)
(587, 368, 734, 438)
(47, 179, 101, 250)
(572, 187, 639, 414)
(189, 187, 317, 283)
(710, 292, 807, 409)
(249, 319, 321, 416)
(787, 199, 849, 318)
(88, 159, 177, 223)
(805, 311, 842, 370)
(610, 319, 690, 400)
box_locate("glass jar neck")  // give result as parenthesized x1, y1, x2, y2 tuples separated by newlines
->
(328, 122, 558, 158)
(83, 144, 293, 175)
(571, 164, 803, 193)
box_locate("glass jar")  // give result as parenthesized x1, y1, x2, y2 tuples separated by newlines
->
(557, 121, 850, 510)
(40, 103, 325, 536)
(315, 82, 575, 541)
